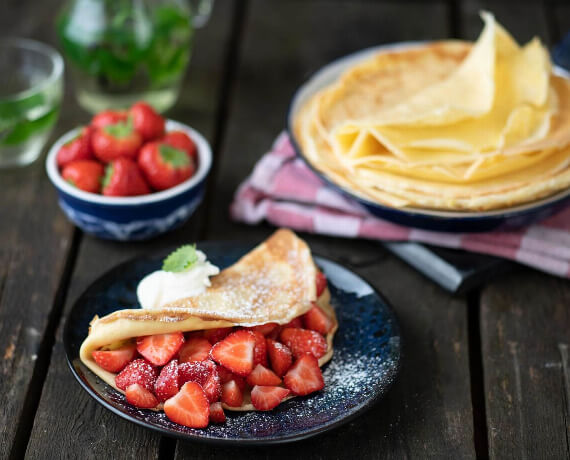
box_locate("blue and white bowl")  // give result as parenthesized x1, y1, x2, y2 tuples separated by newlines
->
(46, 120, 212, 241)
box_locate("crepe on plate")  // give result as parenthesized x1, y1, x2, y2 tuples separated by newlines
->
(80, 229, 338, 411)
(294, 12, 570, 211)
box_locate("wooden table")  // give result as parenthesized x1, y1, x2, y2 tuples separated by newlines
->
(2, 1, 569, 458)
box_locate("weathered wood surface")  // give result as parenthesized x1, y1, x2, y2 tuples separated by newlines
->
(0, 0, 567, 458)
(177, 1, 475, 458)
(23, 2, 237, 459)
(0, 2, 82, 458)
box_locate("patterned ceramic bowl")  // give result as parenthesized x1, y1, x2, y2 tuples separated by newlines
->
(46, 120, 212, 241)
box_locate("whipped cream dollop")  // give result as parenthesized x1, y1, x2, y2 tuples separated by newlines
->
(137, 250, 220, 309)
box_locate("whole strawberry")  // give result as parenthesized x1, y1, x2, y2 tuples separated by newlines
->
(102, 158, 150, 196)
(162, 131, 197, 161)
(129, 102, 165, 142)
(91, 110, 128, 129)
(138, 142, 195, 191)
(62, 160, 104, 194)
(56, 126, 94, 168)
(92, 120, 142, 163)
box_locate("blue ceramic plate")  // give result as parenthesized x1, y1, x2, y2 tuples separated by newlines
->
(63, 241, 401, 445)
(288, 43, 570, 232)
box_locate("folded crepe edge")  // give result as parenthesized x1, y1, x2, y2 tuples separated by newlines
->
(79, 288, 337, 412)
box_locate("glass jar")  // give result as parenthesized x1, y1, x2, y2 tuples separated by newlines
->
(57, 0, 210, 113)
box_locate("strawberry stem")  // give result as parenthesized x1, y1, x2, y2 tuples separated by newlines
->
(159, 144, 190, 168)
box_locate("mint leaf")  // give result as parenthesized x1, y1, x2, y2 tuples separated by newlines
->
(159, 144, 190, 168)
(162, 245, 198, 272)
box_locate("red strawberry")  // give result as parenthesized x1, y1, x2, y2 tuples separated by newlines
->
(91, 110, 127, 129)
(92, 342, 137, 373)
(178, 337, 212, 363)
(266, 339, 293, 377)
(209, 402, 226, 424)
(130, 102, 165, 141)
(250, 385, 290, 411)
(251, 330, 268, 367)
(162, 130, 197, 161)
(179, 360, 221, 403)
(164, 381, 210, 428)
(154, 359, 180, 402)
(92, 121, 142, 162)
(136, 332, 185, 366)
(178, 359, 215, 385)
(221, 380, 243, 407)
(62, 160, 104, 194)
(102, 158, 150, 196)
(210, 330, 256, 376)
(115, 359, 158, 391)
(247, 323, 278, 336)
(125, 383, 159, 409)
(283, 317, 303, 329)
(57, 127, 94, 168)
(279, 328, 327, 359)
(138, 141, 195, 191)
(216, 366, 246, 390)
(202, 368, 222, 403)
(203, 327, 232, 344)
(283, 354, 324, 396)
(246, 364, 282, 386)
(302, 303, 334, 335)
(315, 271, 327, 297)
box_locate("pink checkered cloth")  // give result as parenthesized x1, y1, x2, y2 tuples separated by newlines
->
(230, 132, 570, 278)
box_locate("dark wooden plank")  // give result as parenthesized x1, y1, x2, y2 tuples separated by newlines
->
(177, 1, 476, 458)
(23, 2, 237, 458)
(460, 0, 550, 44)
(0, 1, 84, 457)
(480, 272, 570, 459)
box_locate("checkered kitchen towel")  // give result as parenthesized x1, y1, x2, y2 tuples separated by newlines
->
(230, 132, 570, 278)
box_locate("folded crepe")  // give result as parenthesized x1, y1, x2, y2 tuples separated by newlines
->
(80, 229, 338, 411)
(294, 12, 570, 211)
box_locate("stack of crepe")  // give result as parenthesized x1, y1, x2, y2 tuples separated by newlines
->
(294, 12, 570, 211)
(80, 229, 337, 411)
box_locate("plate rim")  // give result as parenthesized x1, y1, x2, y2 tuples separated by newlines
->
(63, 241, 402, 446)
(286, 41, 570, 222)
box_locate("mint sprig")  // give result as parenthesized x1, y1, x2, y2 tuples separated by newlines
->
(162, 244, 198, 272)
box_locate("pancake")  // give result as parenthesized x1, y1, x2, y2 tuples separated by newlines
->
(79, 229, 338, 411)
(293, 12, 570, 212)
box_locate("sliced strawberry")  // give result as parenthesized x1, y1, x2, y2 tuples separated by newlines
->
(247, 323, 278, 336)
(251, 330, 268, 367)
(136, 332, 185, 366)
(154, 359, 179, 402)
(202, 367, 222, 403)
(302, 303, 334, 335)
(246, 364, 282, 386)
(115, 359, 158, 391)
(283, 317, 303, 329)
(209, 402, 226, 424)
(125, 383, 159, 409)
(250, 385, 290, 411)
(216, 365, 234, 383)
(179, 360, 215, 386)
(266, 339, 293, 377)
(164, 381, 210, 428)
(315, 271, 327, 297)
(92, 342, 137, 373)
(283, 354, 324, 396)
(279, 328, 327, 359)
(203, 327, 233, 344)
(210, 330, 256, 376)
(221, 380, 243, 407)
(178, 337, 212, 363)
